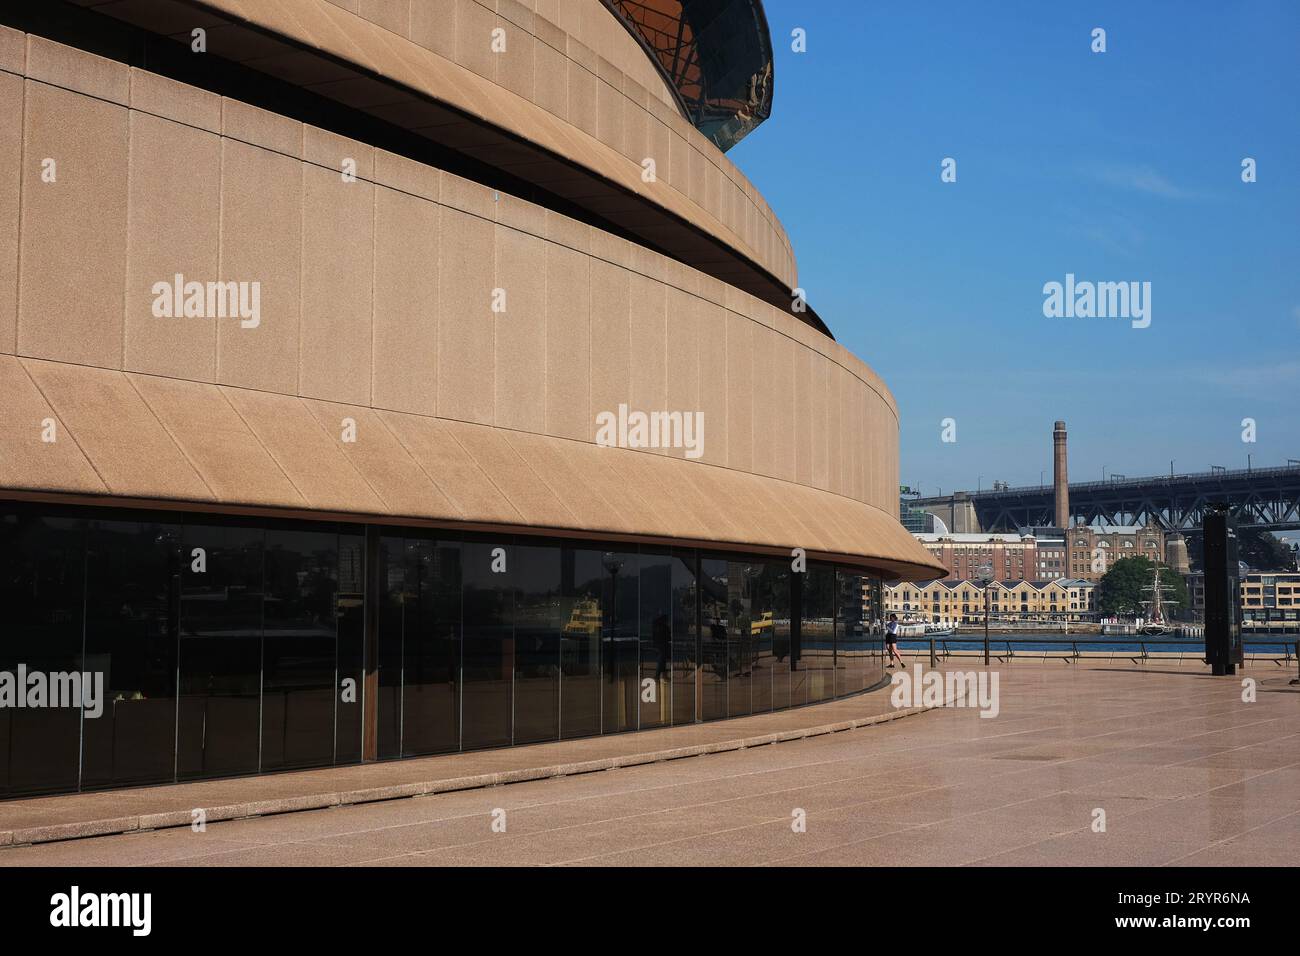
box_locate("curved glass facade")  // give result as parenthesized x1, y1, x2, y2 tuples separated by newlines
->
(0, 502, 886, 798)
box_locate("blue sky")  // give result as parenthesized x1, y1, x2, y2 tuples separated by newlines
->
(730, 0, 1300, 497)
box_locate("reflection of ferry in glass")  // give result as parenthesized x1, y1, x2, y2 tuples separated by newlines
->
(563, 596, 602, 636)
(750, 610, 774, 637)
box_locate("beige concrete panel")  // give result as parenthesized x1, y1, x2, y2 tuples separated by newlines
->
(440, 418, 577, 528)
(736, 472, 823, 551)
(221, 385, 385, 512)
(749, 322, 775, 478)
(0, 72, 19, 354)
(535, 0, 561, 28)
(725, 312, 752, 473)
(625, 452, 716, 541)
(622, 97, 647, 169)
(673, 461, 757, 546)
(0, 24, 24, 74)
(300, 164, 373, 404)
(129, 69, 221, 133)
(129, 374, 304, 506)
(663, 285, 697, 459)
(436, 206, 495, 423)
(0, 355, 105, 494)
(532, 33, 568, 120)
(497, 22, 534, 101)
(18, 82, 127, 369)
(26, 35, 127, 105)
(545, 208, 588, 253)
(627, 272, 665, 420)
(303, 399, 457, 517)
(222, 97, 301, 157)
(409, 0, 456, 59)
(792, 343, 813, 486)
(595, 73, 623, 152)
(495, 191, 546, 238)
(124, 112, 221, 382)
(376, 409, 520, 523)
(372, 185, 439, 416)
(304, 126, 374, 181)
(494, 225, 546, 432)
(441, 170, 495, 219)
(811, 353, 829, 491)
(566, 59, 598, 139)
(543, 242, 590, 441)
(22, 359, 212, 500)
(374, 149, 440, 202)
(216, 139, 302, 394)
(359, 0, 410, 35)
(850, 378, 864, 503)
(648, 116, 672, 189)
(567, 441, 664, 534)
(504, 431, 630, 532)
(455, 0, 497, 80)
(589, 257, 629, 421)
(827, 363, 843, 497)
(770, 331, 795, 482)
(694, 296, 726, 467)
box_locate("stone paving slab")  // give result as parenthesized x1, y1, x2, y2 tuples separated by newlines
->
(0, 676, 943, 849)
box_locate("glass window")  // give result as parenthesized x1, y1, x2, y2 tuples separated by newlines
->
(0, 511, 85, 796)
(638, 550, 674, 730)
(335, 532, 366, 764)
(460, 537, 513, 750)
(176, 522, 264, 779)
(802, 565, 836, 703)
(698, 557, 730, 721)
(670, 550, 698, 725)
(81, 517, 180, 790)
(561, 547, 604, 739)
(513, 542, 560, 745)
(261, 527, 339, 771)
(601, 550, 639, 735)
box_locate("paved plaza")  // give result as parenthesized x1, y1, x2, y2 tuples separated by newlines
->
(1, 663, 1296, 866)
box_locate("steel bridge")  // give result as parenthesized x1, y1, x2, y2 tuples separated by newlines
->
(915, 463, 1300, 533)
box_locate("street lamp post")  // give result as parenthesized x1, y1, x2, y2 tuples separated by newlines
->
(976, 560, 994, 666)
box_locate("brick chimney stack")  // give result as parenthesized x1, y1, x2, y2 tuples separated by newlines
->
(1053, 421, 1069, 529)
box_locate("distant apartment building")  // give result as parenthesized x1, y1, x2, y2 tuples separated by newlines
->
(1186, 571, 1300, 625)
(1065, 523, 1166, 582)
(884, 578, 1097, 623)
(916, 533, 1069, 581)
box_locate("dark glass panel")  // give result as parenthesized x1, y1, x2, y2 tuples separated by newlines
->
(375, 536, 410, 760)
(803, 565, 836, 703)
(81, 518, 180, 789)
(863, 576, 886, 688)
(0, 512, 85, 796)
(698, 557, 729, 720)
(835, 570, 866, 697)
(261, 528, 338, 771)
(513, 542, 560, 744)
(638, 550, 673, 730)
(754, 560, 790, 714)
(561, 548, 604, 738)
(726, 559, 756, 719)
(176, 522, 263, 779)
(403, 539, 460, 756)
(335, 532, 365, 763)
(601, 550, 638, 734)
(461, 538, 513, 749)
(670, 550, 698, 724)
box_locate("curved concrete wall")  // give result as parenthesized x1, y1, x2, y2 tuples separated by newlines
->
(0, 23, 942, 578)
(170, 0, 798, 290)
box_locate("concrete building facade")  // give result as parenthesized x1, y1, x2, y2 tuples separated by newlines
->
(0, 1, 940, 797)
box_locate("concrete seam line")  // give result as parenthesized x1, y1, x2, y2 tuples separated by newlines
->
(0, 700, 942, 847)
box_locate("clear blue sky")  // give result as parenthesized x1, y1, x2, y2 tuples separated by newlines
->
(730, 0, 1300, 497)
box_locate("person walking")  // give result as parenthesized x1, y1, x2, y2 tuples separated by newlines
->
(885, 614, 905, 668)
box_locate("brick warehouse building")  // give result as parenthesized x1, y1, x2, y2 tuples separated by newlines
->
(0, 1, 941, 796)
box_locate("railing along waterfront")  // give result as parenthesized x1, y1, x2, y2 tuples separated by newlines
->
(899, 636, 1300, 670)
